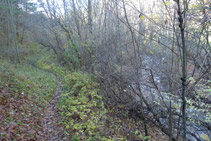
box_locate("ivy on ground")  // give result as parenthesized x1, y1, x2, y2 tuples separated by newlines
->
(58, 72, 106, 140)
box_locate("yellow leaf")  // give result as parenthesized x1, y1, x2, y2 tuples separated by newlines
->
(165, 1, 170, 6)
(144, 41, 147, 44)
(141, 16, 145, 20)
(66, 125, 69, 129)
(200, 134, 210, 141)
(174, 104, 179, 109)
(149, 51, 153, 55)
(66, 112, 72, 116)
(119, 105, 124, 108)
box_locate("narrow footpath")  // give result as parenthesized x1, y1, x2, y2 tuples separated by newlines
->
(42, 77, 67, 141)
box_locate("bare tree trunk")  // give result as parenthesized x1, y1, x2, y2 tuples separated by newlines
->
(7, 0, 19, 62)
(46, 0, 53, 19)
(88, 0, 92, 34)
(20, 1, 28, 44)
(115, 0, 123, 80)
(72, 0, 81, 38)
(122, 0, 147, 137)
(176, 0, 187, 140)
(7, 15, 11, 50)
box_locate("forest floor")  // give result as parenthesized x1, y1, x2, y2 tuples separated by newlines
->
(0, 59, 57, 140)
(0, 59, 168, 140)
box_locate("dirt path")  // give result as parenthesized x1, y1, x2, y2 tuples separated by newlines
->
(42, 77, 67, 141)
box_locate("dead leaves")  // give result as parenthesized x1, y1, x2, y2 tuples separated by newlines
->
(0, 87, 45, 140)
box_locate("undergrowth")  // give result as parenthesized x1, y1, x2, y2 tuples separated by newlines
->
(0, 43, 167, 140)
(58, 72, 107, 140)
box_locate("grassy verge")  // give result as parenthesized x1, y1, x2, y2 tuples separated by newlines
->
(0, 59, 57, 140)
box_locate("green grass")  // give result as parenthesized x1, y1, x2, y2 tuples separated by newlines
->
(0, 59, 57, 105)
(0, 59, 57, 140)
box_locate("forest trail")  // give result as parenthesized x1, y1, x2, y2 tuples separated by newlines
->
(42, 77, 67, 141)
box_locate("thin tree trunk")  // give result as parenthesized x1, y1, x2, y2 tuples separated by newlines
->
(20, 1, 28, 44)
(7, 0, 20, 62)
(115, 0, 123, 82)
(72, 0, 81, 38)
(88, 0, 92, 34)
(176, 0, 187, 140)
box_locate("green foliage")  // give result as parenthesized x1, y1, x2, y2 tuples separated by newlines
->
(134, 130, 151, 140)
(63, 40, 82, 69)
(36, 55, 68, 77)
(58, 72, 106, 140)
(188, 77, 195, 83)
(200, 134, 210, 141)
(16, 43, 41, 61)
(17, 42, 70, 76)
